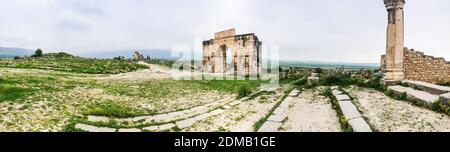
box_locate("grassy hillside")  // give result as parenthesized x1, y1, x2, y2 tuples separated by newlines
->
(0, 52, 147, 74)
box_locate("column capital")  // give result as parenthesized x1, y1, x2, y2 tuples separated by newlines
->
(384, 0, 405, 10)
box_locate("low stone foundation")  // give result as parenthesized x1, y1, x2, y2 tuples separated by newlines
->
(403, 48, 450, 84)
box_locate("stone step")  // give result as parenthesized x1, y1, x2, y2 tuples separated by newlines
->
(257, 121, 282, 132)
(402, 80, 450, 95)
(75, 124, 116, 132)
(338, 101, 362, 120)
(348, 118, 372, 132)
(388, 85, 440, 106)
(440, 93, 450, 105)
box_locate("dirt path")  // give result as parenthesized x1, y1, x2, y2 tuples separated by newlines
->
(346, 86, 450, 132)
(280, 88, 341, 132)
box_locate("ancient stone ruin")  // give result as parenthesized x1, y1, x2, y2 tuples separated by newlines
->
(133, 51, 144, 61)
(381, 0, 450, 84)
(202, 28, 262, 76)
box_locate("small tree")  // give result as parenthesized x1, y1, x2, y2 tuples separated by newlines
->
(31, 49, 43, 57)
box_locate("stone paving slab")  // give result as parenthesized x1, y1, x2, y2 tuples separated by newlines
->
(142, 126, 158, 132)
(118, 128, 142, 132)
(440, 93, 450, 104)
(75, 124, 116, 132)
(406, 89, 439, 105)
(267, 114, 287, 122)
(289, 89, 300, 97)
(209, 109, 225, 116)
(388, 85, 414, 94)
(403, 80, 450, 95)
(332, 90, 343, 96)
(158, 123, 176, 131)
(335, 95, 351, 101)
(223, 105, 232, 109)
(176, 118, 197, 129)
(273, 107, 287, 115)
(229, 100, 242, 106)
(257, 121, 282, 132)
(348, 118, 372, 132)
(338, 101, 362, 120)
(331, 86, 339, 90)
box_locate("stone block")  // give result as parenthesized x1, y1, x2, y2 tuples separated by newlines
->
(142, 126, 158, 132)
(209, 109, 225, 116)
(75, 124, 116, 132)
(402, 80, 450, 95)
(406, 89, 439, 105)
(335, 95, 351, 101)
(158, 123, 176, 131)
(272, 107, 287, 115)
(348, 118, 372, 132)
(257, 121, 282, 132)
(332, 90, 343, 96)
(176, 118, 197, 129)
(338, 101, 362, 120)
(118, 128, 141, 132)
(440, 93, 450, 105)
(267, 114, 287, 122)
(388, 85, 413, 94)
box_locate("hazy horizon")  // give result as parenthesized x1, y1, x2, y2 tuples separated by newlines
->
(1, 0, 450, 63)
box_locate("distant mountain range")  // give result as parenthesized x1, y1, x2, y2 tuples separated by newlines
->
(76, 49, 174, 59)
(0, 47, 33, 58)
(0, 46, 379, 70)
(279, 59, 379, 70)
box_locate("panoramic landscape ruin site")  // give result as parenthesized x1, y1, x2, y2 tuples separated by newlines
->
(0, 0, 449, 132)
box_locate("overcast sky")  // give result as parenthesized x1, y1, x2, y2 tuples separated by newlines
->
(1, 0, 450, 63)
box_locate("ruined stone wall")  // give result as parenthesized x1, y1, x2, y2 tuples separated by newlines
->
(403, 48, 450, 84)
(202, 32, 262, 76)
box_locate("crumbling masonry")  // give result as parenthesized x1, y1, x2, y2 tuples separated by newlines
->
(202, 29, 262, 76)
(381, 0, 450, 84)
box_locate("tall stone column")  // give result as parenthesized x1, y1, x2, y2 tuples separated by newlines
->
(383, 0, 405, 81)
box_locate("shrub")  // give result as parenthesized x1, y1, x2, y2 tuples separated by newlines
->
(238, 85, 252, 98)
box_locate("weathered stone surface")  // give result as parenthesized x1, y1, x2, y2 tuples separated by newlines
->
(267, 114, 287, 122)
(203, 29, 262, 76)
(158, 123, 175, 131)
(133, 115, 152, 122)
(209, 109, 225, 116)
(75, 124, 116, 132)
(338, 101, 362, 120)
(403, 80, 450, 95)
(87, 116, 110, 122)
(229, 100, 242, 106)
(388, 85, 413, 94)
(194, 113, 210, 121)
(182, 109, 191, 114)
(331, 86, 339, 90)
(272, 107, 287, 115)
(142, 126, 158, 132)
(332, 90, 343, 96)
(167, 111, 184, 118)
(118, 128, 141, 132)
(176, 118, 197, 129)
(289, 89, 300, 97)
(406, 89, 439, 105)
(335, 95, 351, 101)
(223, 105, 232, 109)
(257, 121, 282, 132)
(307, 77, 319, 84)
(348, 118, 372, 132)
(440, 93, 450, 104)
(402, 49, 450, 84)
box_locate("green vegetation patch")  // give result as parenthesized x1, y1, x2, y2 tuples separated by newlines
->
(0, 52, 147, 74)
